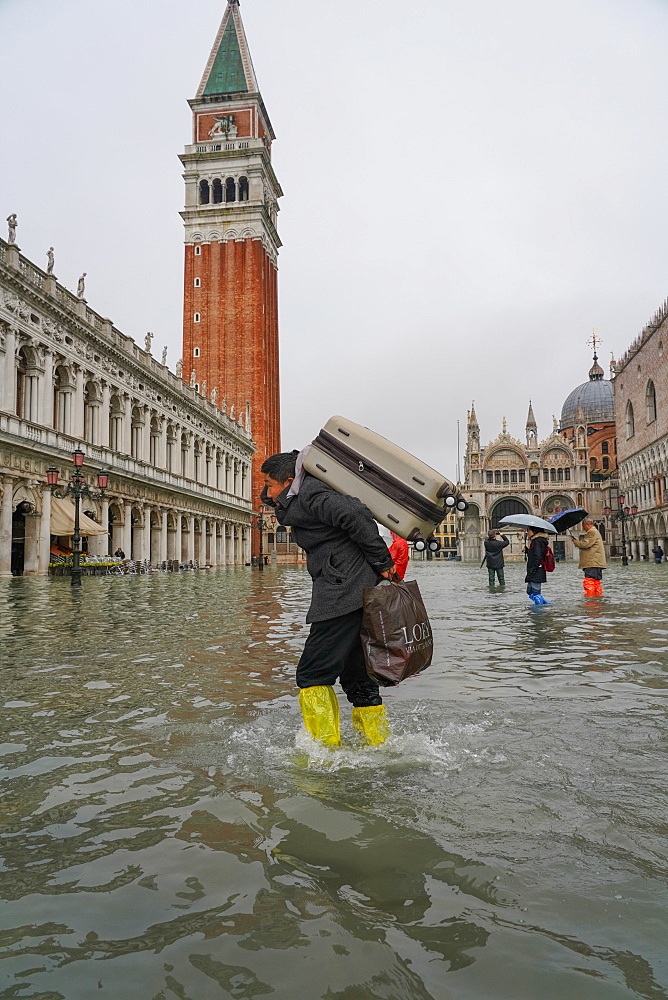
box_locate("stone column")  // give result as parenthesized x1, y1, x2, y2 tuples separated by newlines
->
(142, 407, 151, 464)
(122, 501, 132, 559)
(0, 477, 15, 577)
(221, 523, 227, 566)
(187, 437, 195, 481)
(97, 498, 109, 556)
(42, 350, 54, 428)
(201, 518, 209, 564)
(2, 327, 16, 414)
(244, 527, 251, 565)
(23, 513, 40, 576)
(187, 515, 195, 562)
(99, 382, 110, 448)
(158, 418, 167, 470)
(174, 513, 183, 564)
(73, 367, 85, 439)
(210, 523, 218, 567)
(122, 396, 132, 455)
(39, 486, 52, 575)
(136, 511, 148, 564)
(160, 510, 168, 564)
(638, 538, 647, 560)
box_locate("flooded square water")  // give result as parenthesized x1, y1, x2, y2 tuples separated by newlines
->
(0, 562, 666, 999)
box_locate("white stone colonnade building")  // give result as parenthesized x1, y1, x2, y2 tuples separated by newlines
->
(0, 237, 254, 576)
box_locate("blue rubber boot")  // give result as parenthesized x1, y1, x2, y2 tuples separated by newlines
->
(534, 594, 550, 605)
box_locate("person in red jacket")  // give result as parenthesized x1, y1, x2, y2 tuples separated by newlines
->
(388, 531, 409, 580)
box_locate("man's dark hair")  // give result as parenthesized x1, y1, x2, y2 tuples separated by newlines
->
(261, 450, 299, 483)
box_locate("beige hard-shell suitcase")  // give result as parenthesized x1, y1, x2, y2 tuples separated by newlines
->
(303, 415, 467, 544)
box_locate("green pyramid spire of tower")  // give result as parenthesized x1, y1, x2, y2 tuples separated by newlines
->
(198, 1, 259, 98)
(203, 16, 247, 94)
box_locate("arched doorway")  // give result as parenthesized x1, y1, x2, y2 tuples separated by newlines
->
(462, 502, 481, 562)
(490, 497, 529, 529)
(11, 501, 33, 575)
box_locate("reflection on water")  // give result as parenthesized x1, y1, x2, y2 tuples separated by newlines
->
(0, 563, 666, 999)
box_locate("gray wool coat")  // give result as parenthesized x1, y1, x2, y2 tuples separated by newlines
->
(273, 474, 394, 623)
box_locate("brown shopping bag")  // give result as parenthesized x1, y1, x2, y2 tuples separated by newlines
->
(361, 580, 433, 686)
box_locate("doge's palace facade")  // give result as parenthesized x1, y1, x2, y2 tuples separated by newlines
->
(0, 237, 254, 576)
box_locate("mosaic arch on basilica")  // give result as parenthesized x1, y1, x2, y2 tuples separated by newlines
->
(459, 350, 618, 563)
(0, 235, 254, 577)
(612, 297, 668, 561)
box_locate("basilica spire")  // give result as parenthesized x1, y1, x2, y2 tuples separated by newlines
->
(197, 1, 259, 98)
(526, 400, 537, 447)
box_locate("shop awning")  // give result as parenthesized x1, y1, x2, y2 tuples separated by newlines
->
(50, 497, 108, 537)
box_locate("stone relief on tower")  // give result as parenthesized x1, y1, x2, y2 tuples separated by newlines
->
(208, 114, 238, 139)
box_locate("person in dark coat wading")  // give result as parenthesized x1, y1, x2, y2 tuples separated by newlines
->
(483, 530, 509, 587)
(524, 526, 550, 605)
(260, 450, 398, 748)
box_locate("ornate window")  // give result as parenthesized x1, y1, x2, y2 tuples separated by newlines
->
(601, 440, 609, 455)
(239, 176, 249, 201)
(225, 177, 236, 203)
(486, 471, 493, 483)
(494, 470, 501, 484)
(199, 180, 210, 205)
(646, 380, 657, 424)
(212, 179, 223, 204)
(626, 401, 635, 439)
(519, 470, 526, 483)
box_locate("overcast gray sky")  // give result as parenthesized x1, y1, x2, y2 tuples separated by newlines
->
(2, 0, 667, 479)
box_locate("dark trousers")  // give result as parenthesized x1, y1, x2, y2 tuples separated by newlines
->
(488, 566, 505, 586)
(583, 568, 603, 580)
(296, 608, 382, 707)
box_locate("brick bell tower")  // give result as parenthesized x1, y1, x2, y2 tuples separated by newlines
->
(180, 0, 282, 508)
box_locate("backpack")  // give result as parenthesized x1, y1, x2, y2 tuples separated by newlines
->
(541, 545, 555, 573)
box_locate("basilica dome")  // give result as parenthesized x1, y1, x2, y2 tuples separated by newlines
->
(560, 354, 615, 429)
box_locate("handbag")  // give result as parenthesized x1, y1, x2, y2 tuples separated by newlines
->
(361, 580, 433, 686)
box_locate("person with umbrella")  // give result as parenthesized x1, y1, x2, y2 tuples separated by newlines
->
(499, 514, 556, 605)
(483, 530, 509, 587)
(524, 526, 552, 605)
(570, 518, 606, 596)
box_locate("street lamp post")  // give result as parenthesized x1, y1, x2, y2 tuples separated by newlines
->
(603, 490, 637, 567)
(252, 505, 278, 571)
(47, 449, 108, 587)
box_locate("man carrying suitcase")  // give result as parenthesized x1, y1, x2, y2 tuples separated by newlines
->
(261, 450, 398, 748)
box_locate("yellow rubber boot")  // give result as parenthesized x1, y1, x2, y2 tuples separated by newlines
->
(352, 705, 390, 747)
(299, 686, 341, 747)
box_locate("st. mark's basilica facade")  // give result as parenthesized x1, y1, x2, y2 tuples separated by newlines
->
(459, 352, 618, 562)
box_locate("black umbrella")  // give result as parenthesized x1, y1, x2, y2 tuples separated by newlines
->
(549, 507, 588, 533)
